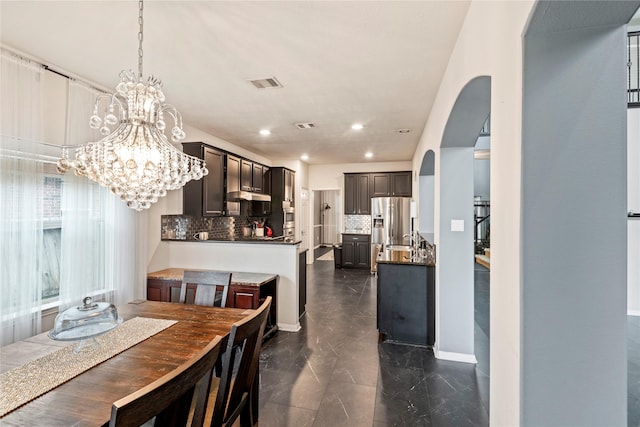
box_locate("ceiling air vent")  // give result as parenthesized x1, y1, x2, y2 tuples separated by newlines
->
(248, 77, 283, 89)
(294, 122, 316, 129)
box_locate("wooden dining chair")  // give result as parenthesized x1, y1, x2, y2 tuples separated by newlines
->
(205, 296, 272, 427)
(180, 270, 232, 308)
(109, 335, 223, 427)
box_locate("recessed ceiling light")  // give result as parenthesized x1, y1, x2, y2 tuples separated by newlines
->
(351, 123, 364, 130)
(365, 152, 373, 158)
(396, 128, 412, 134)
(301, 154, 309, 161)
(259, 129, 271, 136)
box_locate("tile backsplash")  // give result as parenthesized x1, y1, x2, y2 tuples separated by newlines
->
(161, 215, 269, 240)
(344, 215, 371, 233)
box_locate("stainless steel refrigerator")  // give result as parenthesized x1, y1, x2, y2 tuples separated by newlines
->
(371, 197, 412, 272)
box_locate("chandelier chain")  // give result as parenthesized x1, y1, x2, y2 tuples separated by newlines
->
(138, 0, 144, 81)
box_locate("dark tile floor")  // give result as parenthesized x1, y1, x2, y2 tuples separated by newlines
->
(258, 247, 640, 426)
(258, 248, 490, 426)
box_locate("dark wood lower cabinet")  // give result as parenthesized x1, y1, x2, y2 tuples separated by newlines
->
(341, 234, 371, 269)
(147, 277, 277, 339)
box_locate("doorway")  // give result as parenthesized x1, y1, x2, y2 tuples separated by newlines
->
(313, 190, 341, 249)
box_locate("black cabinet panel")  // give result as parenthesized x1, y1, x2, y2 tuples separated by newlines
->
(341, 234, 370, 269)
(182, 142, 270, 217)
(226, 154, 240, 216)
(253, 164, 264, 193)
(377, 263, 435, 346)
(182, 142, 224, 217)
(355, 240, 370, 268)
(344, 174, 357, 214)
(370, 173, 390, 197)
(241, 159, 254, 191)
(356, 174, 370, 214)
(203, 147, 224, 215)
(344, 173, 371, 214)
(240, 159, 267, 193)
(284, 168, 294, 205)
(345, 171, 412, 215)
(268, 167, 296, 236)
(341, 241, 356, 267)
(391, 172, 412, 196)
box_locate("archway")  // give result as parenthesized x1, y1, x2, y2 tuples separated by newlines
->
(435, 76, 490, 364)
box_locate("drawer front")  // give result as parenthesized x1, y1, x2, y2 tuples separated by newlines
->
(343, 234, 370, 243)
(230, 288, 259, 309)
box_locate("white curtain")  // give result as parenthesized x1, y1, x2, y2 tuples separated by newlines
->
(0, 52, 45, 345)
(59, 81, 137, 310)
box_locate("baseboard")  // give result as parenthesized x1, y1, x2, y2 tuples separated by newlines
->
(434, 343, 478, 364)
(277, 322, 301, 332)
(629, 310, 640, 317)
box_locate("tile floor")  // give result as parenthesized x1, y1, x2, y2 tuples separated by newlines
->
(257, 247, 489, 426)
(257, 246, 640, 426)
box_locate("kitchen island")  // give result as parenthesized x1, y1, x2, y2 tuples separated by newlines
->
(148, 239, 303, 332)
(376, 246, 436, 346)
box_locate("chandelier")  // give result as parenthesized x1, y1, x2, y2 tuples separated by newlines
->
(57, 0, 207, 211)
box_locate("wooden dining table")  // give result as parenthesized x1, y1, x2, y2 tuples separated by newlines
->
(0, 300, 254, 426)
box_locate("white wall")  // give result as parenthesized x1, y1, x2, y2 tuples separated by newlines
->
(411, 2, 534, 424)
(153, 240, 302, 332)
(629, 108, 640, 315)
(309, 161, 412, 191)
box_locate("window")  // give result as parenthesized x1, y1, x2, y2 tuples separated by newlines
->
(42, 175, 62, 300)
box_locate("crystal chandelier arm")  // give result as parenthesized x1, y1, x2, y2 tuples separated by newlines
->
(159, 105, 185, 142)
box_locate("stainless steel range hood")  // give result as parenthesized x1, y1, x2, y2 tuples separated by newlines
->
(226, 191, 271, 202)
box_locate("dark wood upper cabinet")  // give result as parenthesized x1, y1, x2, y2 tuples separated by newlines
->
(370, 173, 390, 197)
(262, 166, 270, 196)
(370, 172, 412, 197)
(356, 174, 370, 214)
(344, 173, 370, 214)
(182, 142, 271, 217)
(226, 154, 241, 216)
(283, 168, 294, 205)
(252, 163, 264, 193)
(240, 159, 266, 193)
(182, 143, 225, 216)
(240, 159, 254, 192)
(345, 171, 412, 214)
(391, 171, 412, 196)
(344, 174, 357, 214)
(267, 167, 295, 236)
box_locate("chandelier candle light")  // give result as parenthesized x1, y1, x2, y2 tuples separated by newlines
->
(57, 0, 207, 211)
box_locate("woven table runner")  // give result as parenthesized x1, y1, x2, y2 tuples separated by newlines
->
(0, 316, 177, 417)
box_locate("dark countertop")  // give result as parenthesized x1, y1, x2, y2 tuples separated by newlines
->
(162, 237, 301, 245)
(148, 268, 278, 287)
(376, 247, 435, 267)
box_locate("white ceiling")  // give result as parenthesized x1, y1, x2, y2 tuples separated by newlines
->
(1, 1, 470, 165)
